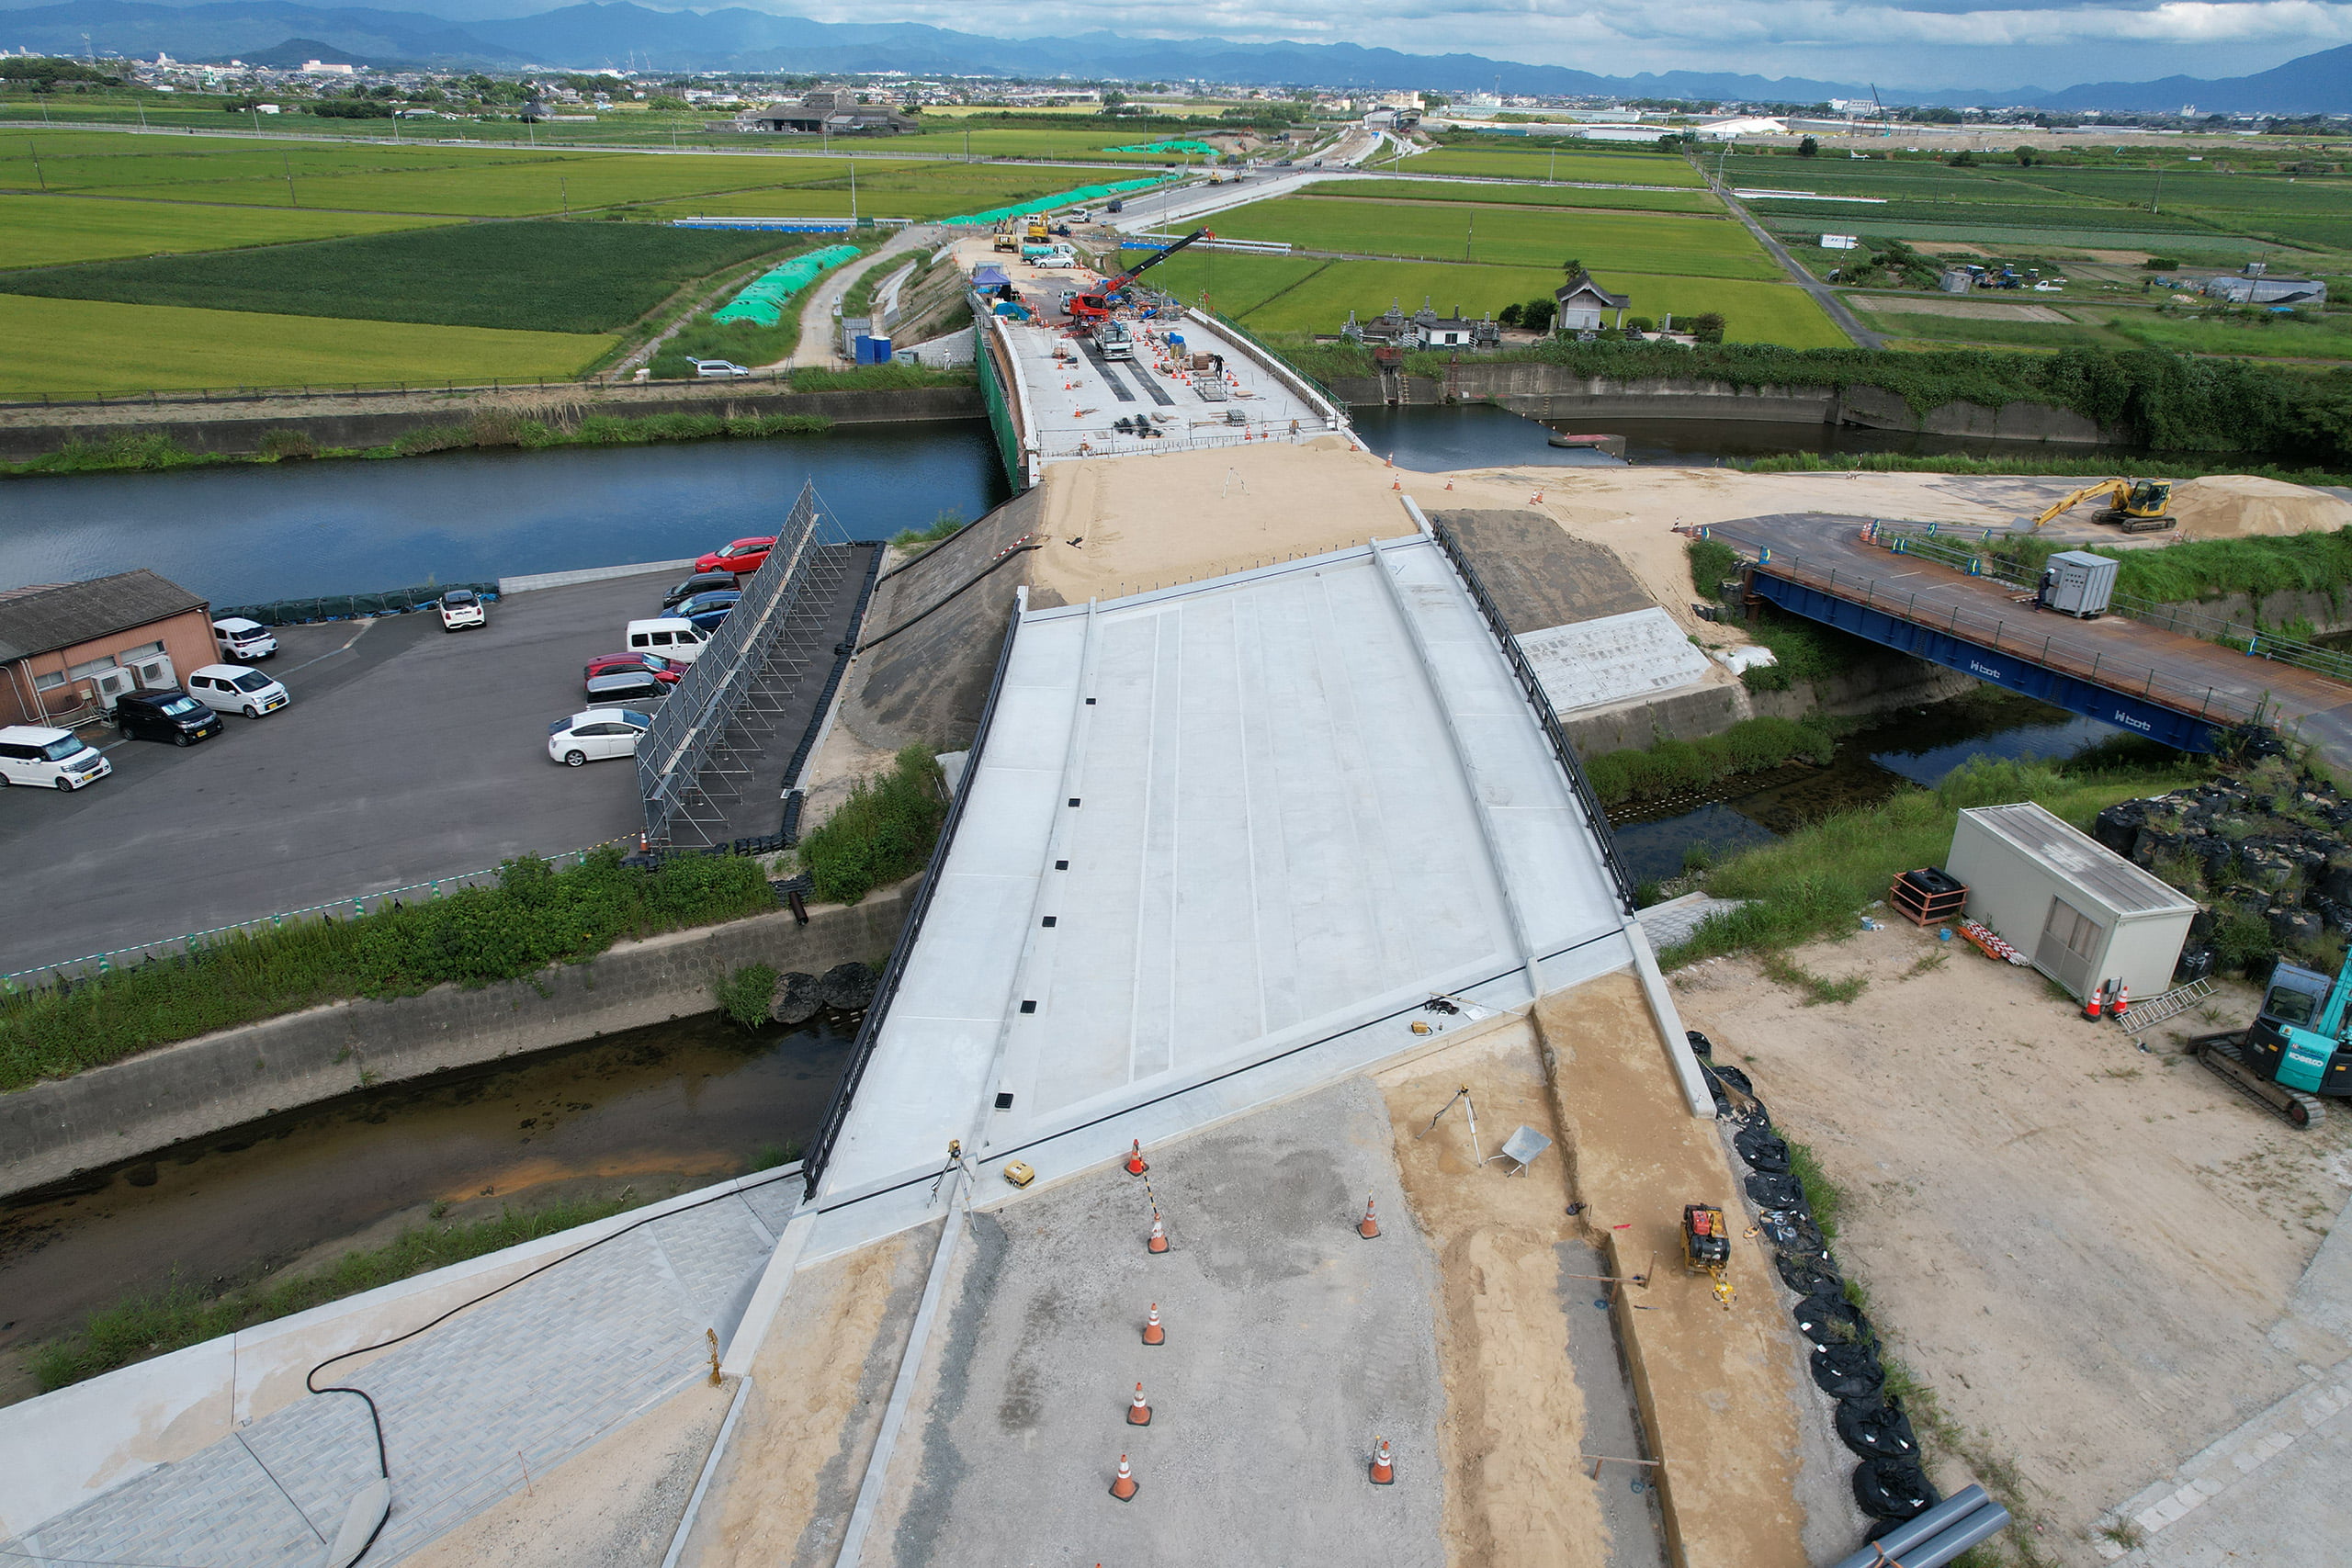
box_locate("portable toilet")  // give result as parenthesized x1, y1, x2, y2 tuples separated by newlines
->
(1945, 802, 2196, 1002)
(869, 335, 892, 364)
(2046, 550, 2119, 619)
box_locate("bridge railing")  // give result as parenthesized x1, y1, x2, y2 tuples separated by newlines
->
(1723, 537, 2272, 732)
(1864, 525, 2352, 686)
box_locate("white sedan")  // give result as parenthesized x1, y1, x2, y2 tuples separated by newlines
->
(548, 708, 651, 766)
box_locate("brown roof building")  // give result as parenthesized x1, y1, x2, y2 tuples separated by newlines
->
(0, 570, 214, 728)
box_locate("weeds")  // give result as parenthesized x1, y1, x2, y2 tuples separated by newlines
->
(1584, 716, 1836, 807)
(718, 963, 778, 1031)
(32, 1196, 633, 1392)
(1905, 950, 1951, 978)
(1781, 1134, 1845, 1240)
(890, 510, 968, 555)
(798, 746, 949, 906)
(1758, 951, 1869, 1006)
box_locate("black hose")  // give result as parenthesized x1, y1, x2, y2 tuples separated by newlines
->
(302, 1166, 799, 1565)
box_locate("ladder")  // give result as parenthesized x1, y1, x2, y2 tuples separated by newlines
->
(2119, 976, 2216, 1032)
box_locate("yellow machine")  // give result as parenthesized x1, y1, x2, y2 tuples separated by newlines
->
(992, 222, 1020, 253)
(2031, 477, 2177, 534)
(1682, 1203, 1736, 1310)
(1024, 211, 1051, 243)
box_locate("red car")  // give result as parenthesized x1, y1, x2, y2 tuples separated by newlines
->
(695, 536, 775, 574)
(583, 651, 684, 684)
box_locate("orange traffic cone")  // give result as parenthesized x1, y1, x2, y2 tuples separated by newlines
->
(1391, 479, 1402, 491)
(1110, 1453, 1138, 1501)
(1444, 479, 1453, 491)
(1531, 491, 1545, 504)
(1370, 1437, 1395, 1485)
(1127, 1382, 1152, 1426)
(1385, 453, 1394, 467)
(2083, 982, 2106, 1021)
(2112, 983, 2130, 1021)
(1357, 1196, 1381, 1240)
(1142, 1303, 1164, 1346)
(1148, 1212, 1169, 1254)
(1125, 1139, 1148, 1177)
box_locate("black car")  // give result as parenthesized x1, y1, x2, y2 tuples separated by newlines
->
(584, 669, 669, 705)
(661, 570, 740, 610)
(115, 689, 223, 745)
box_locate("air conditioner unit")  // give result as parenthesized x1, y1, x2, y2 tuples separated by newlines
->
(93, 668, 135, 711)
(130, 654, 175, 690)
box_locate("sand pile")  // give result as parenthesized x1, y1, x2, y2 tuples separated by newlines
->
(2168, 475, 2352, 538)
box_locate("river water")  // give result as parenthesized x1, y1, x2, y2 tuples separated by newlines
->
(0, 1010, 851, 1401)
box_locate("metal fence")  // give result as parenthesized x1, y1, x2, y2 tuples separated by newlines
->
(1428, 520, 1639, 918)
(636, 481, 847, 847)
(800, 604, 1023, 1203)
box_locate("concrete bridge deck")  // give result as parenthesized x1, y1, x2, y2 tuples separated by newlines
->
(1707, 513, 2352, 767)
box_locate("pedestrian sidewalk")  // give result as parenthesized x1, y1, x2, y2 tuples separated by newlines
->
(3, 1179, 792, 1568)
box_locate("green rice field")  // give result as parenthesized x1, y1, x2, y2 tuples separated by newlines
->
(1399, 146, 1706, 186)
(0, 293, 608, 398)
(1193, 198, 1782, 280)
(1137, 251, 1848, 348)
(0, 193, 451, 268)
(0, 220, 809, 333)
(1325, 177, 1719, 214)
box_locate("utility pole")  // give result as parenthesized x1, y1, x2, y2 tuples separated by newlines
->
(849, 157, 856, 221)
(137, 96, 148, 131)
(29, 141, 44, 190)
(561, 175, 569, 214)
(1465, 211, 1474, 260)
(2153, 163, 2165, 214)
(282, 150, 297, 207)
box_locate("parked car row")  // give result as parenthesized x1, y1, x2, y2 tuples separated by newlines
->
(1, 661, 290, 795)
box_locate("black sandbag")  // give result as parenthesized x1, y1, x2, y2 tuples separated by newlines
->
(1777, 1255, 1842, 1295)
(1795, 1292, 1872, 1348)
(1852, 1456, 1940, 1521)
(1836, 1395, 1920, 1461)
(1734, 1124, 1792, 1172)
(1811, 1342, 1885, 1400)
(1685, 1029, 1714, 1057)
(1713, 1063, 1755, 1096)
(818, 961, 877, 1010)
(769, 971, 821, 1024)
(1746, 1171, 1805, 1209)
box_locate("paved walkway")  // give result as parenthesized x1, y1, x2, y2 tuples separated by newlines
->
(3, 1180, 793, 1568)
(784, 225, 939, 368)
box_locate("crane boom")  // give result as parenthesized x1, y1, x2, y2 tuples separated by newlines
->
(1067, 229, 1213, 325)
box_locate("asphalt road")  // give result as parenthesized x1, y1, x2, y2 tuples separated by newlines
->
(0, 570, 694, 978)
(1707, 179, 1884, 350)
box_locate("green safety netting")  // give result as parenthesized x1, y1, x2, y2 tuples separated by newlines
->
(711, 244, 863, 326)
(942, 175, 1176, 229)
(1107, 140, 1219, 155)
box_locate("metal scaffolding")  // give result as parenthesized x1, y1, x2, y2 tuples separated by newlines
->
(637, 481, 849, 847)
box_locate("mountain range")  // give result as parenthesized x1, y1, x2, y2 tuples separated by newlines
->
(1, 1, 2347, 114)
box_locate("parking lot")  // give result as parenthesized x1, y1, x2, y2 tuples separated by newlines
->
(0, 566, 766, 978)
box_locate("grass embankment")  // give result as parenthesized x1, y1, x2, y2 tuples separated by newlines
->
(1657, 752, 2207, 968)
(1971, 529, 2352, 612)
(0, 851, 772, 1091)
(799, 746, 949, 906)
(1734, 450, 2352, 489)
(32, 1196, 632, 1393)
(1277, 337, 2352, 468)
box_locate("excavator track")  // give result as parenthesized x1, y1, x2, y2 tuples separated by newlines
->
(2189, 1031, 2326, 1128)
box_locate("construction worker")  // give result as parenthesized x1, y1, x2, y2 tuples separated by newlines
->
(2035, 565, 2055, 610)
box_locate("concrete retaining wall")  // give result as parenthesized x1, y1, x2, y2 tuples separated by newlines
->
(0, 386, 983, 462)
(1560, 657, 1973, 758)
(1325, 367, 2124, 446)
(0, 887, 911, 1201)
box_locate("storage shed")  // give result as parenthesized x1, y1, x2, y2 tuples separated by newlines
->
(1947, 802, 2198, 1001)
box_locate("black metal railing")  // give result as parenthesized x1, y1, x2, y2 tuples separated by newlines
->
(1430, 521, 1638, 916)
(801, 604, 1025, 1203)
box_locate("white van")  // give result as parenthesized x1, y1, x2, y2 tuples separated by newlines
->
(627, 617, 710, 665)
(187, 663, 289, 717)
(0, 725, 112, 791)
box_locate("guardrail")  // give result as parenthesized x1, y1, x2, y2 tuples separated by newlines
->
(1, 836, 637, 990)
(1428, 518, 1638, 918)
(800, 599, 1023, 1203)
(1864, 524, 2352, 685)
(637, 482, 837, 846)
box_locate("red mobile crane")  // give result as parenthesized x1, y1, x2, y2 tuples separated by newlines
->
(1066, 228, 1213, 328)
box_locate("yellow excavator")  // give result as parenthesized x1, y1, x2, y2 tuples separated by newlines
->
(2030, 477, 2177, 534)
(991, 222, 1020, 254)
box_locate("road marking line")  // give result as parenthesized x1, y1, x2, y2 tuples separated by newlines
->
(283, 619, 379, 674)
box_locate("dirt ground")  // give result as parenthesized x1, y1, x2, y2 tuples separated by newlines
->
(1374, 1023, 1619, 1568)
(1672, 919, 2352, 1565)
(2169, 474, 2352, 538)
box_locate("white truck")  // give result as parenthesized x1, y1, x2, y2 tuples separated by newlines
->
(1098, 321, 1136, 361)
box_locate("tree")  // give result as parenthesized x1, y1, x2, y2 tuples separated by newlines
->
(1101, 88, 1128, 115)
(2013, 145, 2038, 166)
(1950, 149, 1976, 167)
(1798, 135, 1819, 158)
(1690, 311, 1727, 344)
(1497, 302, 1523, 328)
(1521, 298, 1557, 333)
(1560, 257, 1585, 279)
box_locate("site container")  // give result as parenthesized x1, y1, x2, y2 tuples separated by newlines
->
(2047, 551, 2118, 618)
(1946, 802, 2196, 1001)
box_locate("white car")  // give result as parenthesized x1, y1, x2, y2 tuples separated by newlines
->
(211, 616, 277, 661)
(0, 724, 110, 790)
(548, 708, 652, 766)
(438, 589, 487, 631)
(690, 358, 754, 378)
(187, 663, 289, 718)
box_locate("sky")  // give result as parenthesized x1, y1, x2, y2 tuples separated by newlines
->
(720, 0, 2352, 91)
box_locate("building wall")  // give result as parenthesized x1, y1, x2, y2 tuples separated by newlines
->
(1, 606, 214, 727)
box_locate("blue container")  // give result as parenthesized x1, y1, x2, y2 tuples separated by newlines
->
(853, 335, 880, 365)
(870, 336, 892, 365)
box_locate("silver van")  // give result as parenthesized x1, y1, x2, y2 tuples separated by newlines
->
(626, 617, 710, 665)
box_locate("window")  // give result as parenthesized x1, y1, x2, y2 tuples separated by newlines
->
(67, 654, 119, 679)
(119, 640, 164, 660)
(232, 672, 273, 692)
(32, 671, 65, 691)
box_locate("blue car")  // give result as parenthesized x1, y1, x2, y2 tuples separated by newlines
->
(673, 590, 741, 622)
(683, 602, 738, 634)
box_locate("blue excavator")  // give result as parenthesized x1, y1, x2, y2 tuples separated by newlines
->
(2193, 959, 2352, 1127)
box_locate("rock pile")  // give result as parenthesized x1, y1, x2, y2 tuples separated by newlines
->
(2092, 763, 2352, 979)
(768, 961, 880, 1024)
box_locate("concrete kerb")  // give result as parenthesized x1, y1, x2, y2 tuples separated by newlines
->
(499, 558, 697, 595)
(1625, 916, 1716, 1118)
(0, 1165, 798, 1542)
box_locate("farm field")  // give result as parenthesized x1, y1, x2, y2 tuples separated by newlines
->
(0, 193, 451, 268)
(1322, 176, 1719, 213)
(1138, 251, 1849, 348)
(0, 293, 608, 398)
(0, 220, 810, 333)
(1198, 197, 1782, 279)
(1401, 145, 1706, 186)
